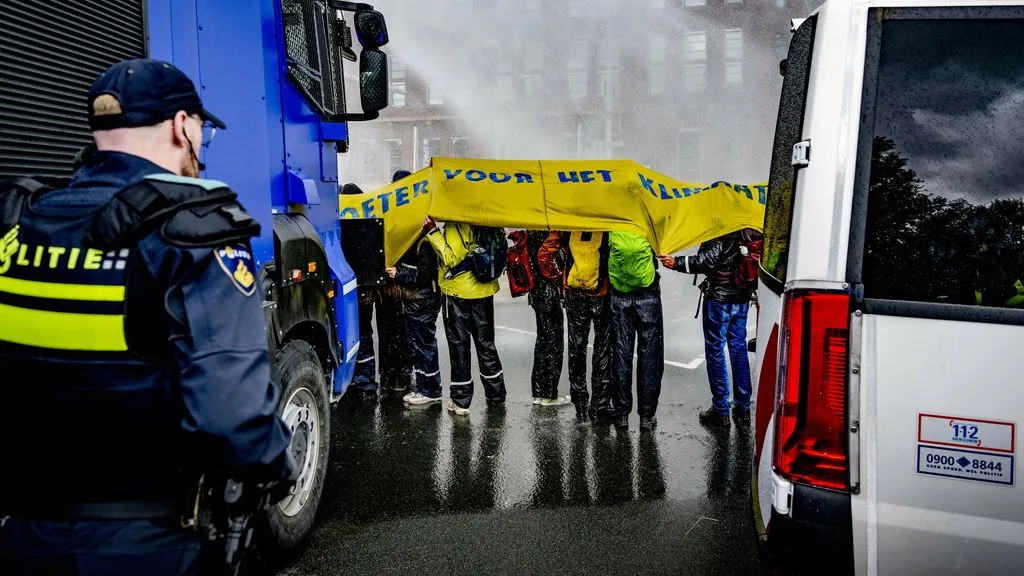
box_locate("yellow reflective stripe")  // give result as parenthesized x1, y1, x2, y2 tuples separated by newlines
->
(0, 275, 125, 302)
(0, 303, 127, 351)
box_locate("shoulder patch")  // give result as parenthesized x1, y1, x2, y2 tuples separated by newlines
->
(214, 244, 257, 296)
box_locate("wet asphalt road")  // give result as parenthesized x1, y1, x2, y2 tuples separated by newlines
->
(279, 268, 762, 576)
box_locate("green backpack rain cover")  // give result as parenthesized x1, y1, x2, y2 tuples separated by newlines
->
(608, 231, 655, 293)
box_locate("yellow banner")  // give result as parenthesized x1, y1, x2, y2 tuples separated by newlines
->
(340, 158, 766, 266)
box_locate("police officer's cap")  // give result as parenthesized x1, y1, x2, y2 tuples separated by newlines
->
(87, 59, 226, 132)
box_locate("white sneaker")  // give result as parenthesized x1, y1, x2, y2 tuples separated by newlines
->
(447, 400, 470, 415)
(405, 392, 442, 405)
(532, 397, 545, 405)
(539, 395, 572, 407)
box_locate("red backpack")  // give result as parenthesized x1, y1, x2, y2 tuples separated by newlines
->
(733, 228, 764, 291)
(506, 230, 535, 297)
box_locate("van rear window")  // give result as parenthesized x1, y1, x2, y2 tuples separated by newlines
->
(861, 18, 1024, 309)
(761, 16, 816, 288)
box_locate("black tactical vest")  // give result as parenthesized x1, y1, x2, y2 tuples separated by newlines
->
(0, 175, 259, 519)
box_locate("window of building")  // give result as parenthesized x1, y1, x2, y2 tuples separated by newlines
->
(683, 32, 706, 62)
(677, 130, 701, 180)
(726, 0, 742, 4)
(524, 74, 543, 98)
(599, 71, 619, 100)
(648, 35, 666, 95)
(597, 37, 620, 99)
(569, 40, 589, 100)
(384, 140, 403, 180)
(651, 0, 665, 7)
(724, 29, 743, 86)
(683, 0, 706, 7)
(523, 42, 544, 75)
(724, 29, 743, 61)
(390, 58, 406, 107)
(569, 72, 588, 100)
(776, 0, 786, 7)
(725, 61, 743, 85)
(428, 84, 444, 105)
(648, 68, 666, 96)
(451, 137, 470, 157)
(494, 76, 514, 102)
(682, 64, 706, 92)
(390, 59, 405, 84)
(599, 38, 621, 72)
(359, 140, 377, 182)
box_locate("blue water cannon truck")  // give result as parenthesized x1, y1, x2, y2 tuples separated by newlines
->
(0, 0, 391, 550)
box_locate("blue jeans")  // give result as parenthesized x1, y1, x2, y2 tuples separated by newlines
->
(702, 299, 752, 415)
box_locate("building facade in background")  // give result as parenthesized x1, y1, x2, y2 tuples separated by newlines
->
(341, 0, 819, 190)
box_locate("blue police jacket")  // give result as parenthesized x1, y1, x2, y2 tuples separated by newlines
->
(0, 152, 292, 516)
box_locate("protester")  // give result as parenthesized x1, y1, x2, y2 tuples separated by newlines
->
(659, 228, 761, 428)
(424, 217, 508, 415)
(538, 231, 614, 422)
(527, 230, 569, 407)
(607, 231, 664, 431)
(385, 173, 444, 405)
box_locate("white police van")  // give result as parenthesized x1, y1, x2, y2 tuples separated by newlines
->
(751, 1, 1024, 574)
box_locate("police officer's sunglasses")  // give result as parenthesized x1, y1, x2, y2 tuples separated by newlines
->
(189, 115, 218, 148)
(199, 120, 217, 148)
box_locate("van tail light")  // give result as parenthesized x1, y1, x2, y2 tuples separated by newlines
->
(773, 289, 851, 491)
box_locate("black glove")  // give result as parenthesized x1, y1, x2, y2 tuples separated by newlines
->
(260, 450, 300, 506)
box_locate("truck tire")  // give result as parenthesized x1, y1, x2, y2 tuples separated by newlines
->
(265, 340, 330, 550)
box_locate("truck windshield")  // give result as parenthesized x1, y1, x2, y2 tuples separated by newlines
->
(860, 15, 1024, 309)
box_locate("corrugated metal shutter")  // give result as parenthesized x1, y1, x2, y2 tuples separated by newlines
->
(0, 0, 146, 178)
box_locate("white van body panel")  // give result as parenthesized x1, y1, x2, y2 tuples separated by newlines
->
(854, 315, 1024, 575)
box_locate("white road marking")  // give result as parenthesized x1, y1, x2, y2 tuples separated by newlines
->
(682, 516, 720, 540)
(493, 325, 536, 337)
(670, 357, 705, 370)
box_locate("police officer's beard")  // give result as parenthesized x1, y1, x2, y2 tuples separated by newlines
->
(181, 127, 205, 178)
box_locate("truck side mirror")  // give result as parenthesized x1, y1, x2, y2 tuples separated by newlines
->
(359, 48, 388, 113)
(354, 10, 389, 49)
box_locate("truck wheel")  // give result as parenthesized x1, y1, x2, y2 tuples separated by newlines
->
(266, 340, 330, 550)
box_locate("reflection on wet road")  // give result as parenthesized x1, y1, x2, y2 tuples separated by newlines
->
(280, 272, 762, 576)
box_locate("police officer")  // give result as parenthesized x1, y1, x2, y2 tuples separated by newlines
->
(0, 59, 294, 574)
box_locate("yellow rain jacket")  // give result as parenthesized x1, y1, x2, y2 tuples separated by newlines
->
(426, 222, 500, 299)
